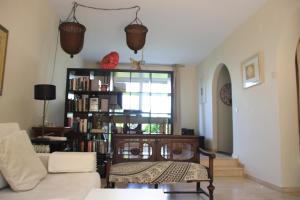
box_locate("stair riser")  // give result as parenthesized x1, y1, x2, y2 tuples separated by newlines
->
(200, 160, 240, 167)
(214, 169, 244, 177)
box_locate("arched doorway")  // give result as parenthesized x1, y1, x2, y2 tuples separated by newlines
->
(212, 64, 233, 155)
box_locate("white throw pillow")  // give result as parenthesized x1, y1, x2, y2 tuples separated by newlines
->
(0, 130, 47, 191)
(48, 152, 96, 173)
(0, 173, 8, 189)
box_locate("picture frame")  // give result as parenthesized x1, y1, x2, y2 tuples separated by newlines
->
(241, 53, 262, 88)
(0, 25, 8, 96)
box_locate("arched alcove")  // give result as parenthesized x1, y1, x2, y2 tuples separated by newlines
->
(212, 63, 233, 155)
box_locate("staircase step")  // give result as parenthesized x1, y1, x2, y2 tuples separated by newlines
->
(200, 156, 244, 177)
(200, 158, 241, 167)
(214, 167, 244, 177)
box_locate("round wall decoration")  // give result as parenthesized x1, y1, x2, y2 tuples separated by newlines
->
(220, 83, 232, 106)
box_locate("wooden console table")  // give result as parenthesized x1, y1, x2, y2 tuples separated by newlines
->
(31, 127, 73, 152)
(31, 126, 73, 137)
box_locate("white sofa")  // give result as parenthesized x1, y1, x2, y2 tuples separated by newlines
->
(0, 123, 100, 200)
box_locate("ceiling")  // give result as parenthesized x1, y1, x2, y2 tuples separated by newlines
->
(48, 0, 267, 65)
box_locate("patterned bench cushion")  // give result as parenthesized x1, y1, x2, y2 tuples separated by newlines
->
(109, 161, 209, 184)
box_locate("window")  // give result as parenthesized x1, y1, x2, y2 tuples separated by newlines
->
(113, 71, 173, 134)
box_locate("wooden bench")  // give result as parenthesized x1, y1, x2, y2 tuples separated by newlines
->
(106, 134, 215, 200)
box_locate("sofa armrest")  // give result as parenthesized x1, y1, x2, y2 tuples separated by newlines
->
(48, 152, 97, 173)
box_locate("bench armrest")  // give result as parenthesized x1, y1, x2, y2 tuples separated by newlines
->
(105, 152, 113, 188)
(198, 148, 216, 159)
(199, 148, 215, 180)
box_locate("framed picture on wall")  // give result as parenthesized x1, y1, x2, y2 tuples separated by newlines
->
(241, 53, 263, 88)
(0, 24, 8, 96)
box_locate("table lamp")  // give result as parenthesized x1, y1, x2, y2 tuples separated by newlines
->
(34, 84, 56, 138)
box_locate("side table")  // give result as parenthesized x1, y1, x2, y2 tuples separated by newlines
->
(31, 126, 73, 138)
(31, 138, 67, 153)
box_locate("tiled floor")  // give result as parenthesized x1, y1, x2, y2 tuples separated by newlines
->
(104, 177, 300, 200)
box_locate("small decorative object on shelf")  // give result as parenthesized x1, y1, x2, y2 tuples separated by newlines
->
(100, 52, 119, 69)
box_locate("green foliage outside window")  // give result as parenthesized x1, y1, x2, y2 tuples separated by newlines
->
(143, 124, 160, 134)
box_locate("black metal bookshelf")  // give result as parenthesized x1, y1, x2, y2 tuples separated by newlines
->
(64, 68, 174, 177)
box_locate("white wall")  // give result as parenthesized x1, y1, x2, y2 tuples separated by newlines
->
(178, 65, 198, 133)
(216, 66, 233, 154)
(197, 0, 300, 188)
(0, 0, 82, 130)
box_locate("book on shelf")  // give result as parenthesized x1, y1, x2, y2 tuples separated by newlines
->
(69, 76, 90, 91)
(79, 119, 88, 133)
(89, 97, 99, 112)
(67, 117, 73, 128)
(71, 117, 89, 133)
(77, 139, 107, 153)
(89, 139, 107, 153)
(69, 95, 89, 112)
(100, 99, 109, 112)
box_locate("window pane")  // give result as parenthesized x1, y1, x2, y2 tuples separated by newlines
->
(127, 82, 140, 92)
(141, 94, 150, 112)
(122, 93, 131, 110)
(122, 94, 141, 111)
(130, 94, 140, 110)
(151, 94, 171, 114)
(151, 73, 171, 93)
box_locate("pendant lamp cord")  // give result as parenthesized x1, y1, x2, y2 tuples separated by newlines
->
(45, 20, 60, 121)
(65, 2, 143, 25)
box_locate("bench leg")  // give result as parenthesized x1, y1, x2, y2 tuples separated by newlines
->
(111, 182, 115, 188)
(154, 184, 158, 189)
(207, 181, 215, 200)
(196, 182, 200, 192)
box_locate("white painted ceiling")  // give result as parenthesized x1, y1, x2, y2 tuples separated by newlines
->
(48, 0, 267, 65)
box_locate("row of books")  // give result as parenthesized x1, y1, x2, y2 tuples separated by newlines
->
(69, 76, 91, 91)
(80, 140, 108, 153)
(69, 75, 112, 92)
(67, 97, 109, 112)
(70, 139, 108, 153)
(71, 117, 93, 133)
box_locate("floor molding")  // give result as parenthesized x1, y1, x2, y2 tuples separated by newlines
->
(245, 173, 300, 193)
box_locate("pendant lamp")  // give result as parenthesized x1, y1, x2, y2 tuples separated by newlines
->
(59, 22, 86, 58)
(59, 2, 147, 57)
(125, 24, 148, 54)
(59, 3, 86, 58)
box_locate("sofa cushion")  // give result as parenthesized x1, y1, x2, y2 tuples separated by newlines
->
(0, 123, 20, 189)
(0, 173, 8, 189)
(37, 153, 50, 170)
(48, 152, 96, 173)
(0, 172, 100, 200)
(0, 131, 47, 191)
(109, 161, 209, 184)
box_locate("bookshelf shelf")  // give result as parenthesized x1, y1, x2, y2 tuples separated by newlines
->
(69, 90, 123, 95)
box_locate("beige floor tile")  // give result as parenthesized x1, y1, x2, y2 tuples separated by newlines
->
(102, 177, 300, 200)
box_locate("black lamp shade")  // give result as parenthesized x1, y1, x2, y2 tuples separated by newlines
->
(34, 84, 56, 100)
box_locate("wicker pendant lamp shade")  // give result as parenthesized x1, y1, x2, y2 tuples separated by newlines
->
(125, 24, 148, 54)
(59, 2, 147, 58)
(59, 22, 86, 58)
